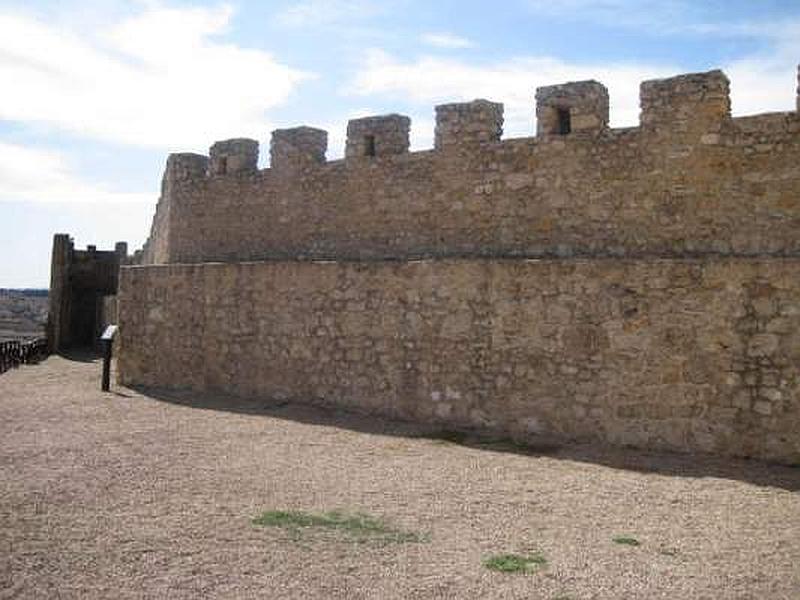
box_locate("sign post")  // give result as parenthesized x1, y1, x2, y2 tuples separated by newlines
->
(100, 325, 118, 392)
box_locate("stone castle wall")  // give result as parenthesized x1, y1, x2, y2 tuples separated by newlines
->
(119, 68, 800, 463)
(137, 153, 208, 265)
(48, 235, 127, 350)
(118, 257, 800, 463)
(137, 70, 800, 266)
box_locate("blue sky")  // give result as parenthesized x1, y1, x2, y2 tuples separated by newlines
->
(1, 0, 799, 287)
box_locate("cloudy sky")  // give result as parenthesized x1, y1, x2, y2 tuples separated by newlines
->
(1, 0, 799, 287)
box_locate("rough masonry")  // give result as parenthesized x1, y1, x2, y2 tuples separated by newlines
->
(48, 235, 128, 351)
(118, 68, 800, 463)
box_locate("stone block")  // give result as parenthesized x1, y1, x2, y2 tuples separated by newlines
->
(640, 70, 730, 134)
(166, 153, 209, 182)
(270, 126, 327, 173)
(209, 139, 258, 176)
(535, 80, 609, 136)
(753, 401, 773, 416)
(345, 114, 410, 159)
(434, 99, 503, 150)
(747, 334, 780, 357)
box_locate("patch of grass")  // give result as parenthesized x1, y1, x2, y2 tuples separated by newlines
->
(252, 510, 426, 543)
(613, 536, 641, 547)
(483, 553, 547, 574)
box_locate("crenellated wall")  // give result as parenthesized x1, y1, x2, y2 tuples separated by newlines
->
(137, 153, 207, 265)
(120, 67, 800, 463)
(48, 235, 128, 351)
(135, 69, 800, 266)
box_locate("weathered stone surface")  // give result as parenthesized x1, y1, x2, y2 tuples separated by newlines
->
(640, 70, 730, 136)
(434, 99, 503, 150)
(121, 66, 800, 465)
(747, 334, 780, 357)
(118, 258, 800, 464)
(209, 139, 258, 176)
(535, 80, 609, 136)
(135, 76, 800, 266)
(270, 126, 327, 174)
(138, 153, 207, 265)
(48, 234, 127, 351)
(346, 114, 410, 159)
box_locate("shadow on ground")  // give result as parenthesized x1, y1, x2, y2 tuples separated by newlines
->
(58, 348, 101, 363)
(128, 384, 800, 493)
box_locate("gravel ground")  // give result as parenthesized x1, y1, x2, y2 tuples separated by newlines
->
(1, 354, 799, 599)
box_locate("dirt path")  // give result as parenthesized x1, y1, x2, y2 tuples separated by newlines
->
(1, 355, 799, 599)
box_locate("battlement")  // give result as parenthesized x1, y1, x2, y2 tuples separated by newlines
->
(48, 235, 128, 352)
(209, 139, 258, 176)
(435, 99, 504, 150)
(132, 65, 800, 267)
(165, 153, 209, 182)
(640, 69, 730, 135)
(155, 66, 798, 185)
(346, 114, 410, 159)
(120, 64, 800, 465)
(270, 126, 328, 174)
(535, 80, 609, 136)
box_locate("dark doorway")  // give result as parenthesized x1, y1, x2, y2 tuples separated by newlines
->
(69, 289, 98, 347)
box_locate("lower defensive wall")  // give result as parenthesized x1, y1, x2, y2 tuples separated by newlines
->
(118, 257, 799, 463)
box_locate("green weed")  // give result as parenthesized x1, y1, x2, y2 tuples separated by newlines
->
(483, 553, 547, 573)
(252, 510, 426, 543)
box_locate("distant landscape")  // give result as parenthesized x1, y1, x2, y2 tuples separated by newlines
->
(0, 289, 48, 342)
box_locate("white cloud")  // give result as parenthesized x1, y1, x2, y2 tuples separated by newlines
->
(0, 5, 309, 149)
(725, 22, 800, 116)
(421, 32, 474, 49)
(351, 50, 678, 136)
(275, 0, 384, 27)
(352, 27, 799, 139)
(0, 142, 152, 204)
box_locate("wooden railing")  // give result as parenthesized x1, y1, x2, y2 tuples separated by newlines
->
(0, 338, 48, 375)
